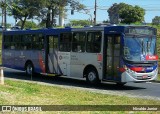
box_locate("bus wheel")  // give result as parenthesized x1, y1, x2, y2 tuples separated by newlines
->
(86, 68, 100, 84)
(25, 62, 34, 75)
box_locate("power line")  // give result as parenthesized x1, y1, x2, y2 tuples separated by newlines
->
(85, 4, 160, 10)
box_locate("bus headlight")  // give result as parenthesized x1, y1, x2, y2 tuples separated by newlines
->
(123, 65, 128, 70)
(127, 68, 135, 74)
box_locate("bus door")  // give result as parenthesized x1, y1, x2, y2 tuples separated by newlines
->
(103, 34, 121, 80)
(47, 35, 58, 73)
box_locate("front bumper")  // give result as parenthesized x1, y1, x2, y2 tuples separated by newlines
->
(121, 68, 158, 83)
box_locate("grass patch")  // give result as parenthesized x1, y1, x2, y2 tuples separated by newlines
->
(158, 74, 160, 81)
(0, 80, 160, 105)
(155, 25, 160, 81)
(0, 33, 2, 65)
(0, 79, 160, 114)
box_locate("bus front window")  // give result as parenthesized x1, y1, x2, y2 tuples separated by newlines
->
(123, 36, 156, 61)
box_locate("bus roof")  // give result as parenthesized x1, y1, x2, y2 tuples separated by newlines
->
(3, 25, 156, 35)
(3, 28, 71, 35)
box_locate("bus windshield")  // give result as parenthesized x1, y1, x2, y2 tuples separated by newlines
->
(123, 35, 156, 61)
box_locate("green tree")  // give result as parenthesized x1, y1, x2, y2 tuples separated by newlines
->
(103, 20, 109, 23)
(37, 21, 46, 28)
(16, 20, 37, 29)
(67, 20, 90, 26)
(152, 16, 160, 26)
(4, 0, 85, 28)
(108, 3, 145, 24)
(9, 0, 43, 29)
(0, 1, 5, 16)
(38, 0, 59, 28)
(38, 0, 86, 28)
(0, 0, 9, 27)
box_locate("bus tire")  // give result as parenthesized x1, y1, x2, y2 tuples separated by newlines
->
(86, 68, 100, 84)
(25, 62, 34, 76)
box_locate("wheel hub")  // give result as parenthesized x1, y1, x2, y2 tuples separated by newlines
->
(88, 72, 96, 81)
(27, 65, 32, 75)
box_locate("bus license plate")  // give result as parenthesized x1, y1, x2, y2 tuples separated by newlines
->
(142, 75, 148, 79)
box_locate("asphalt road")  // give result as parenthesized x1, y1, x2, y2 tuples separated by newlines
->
(3, 68, 160, 101)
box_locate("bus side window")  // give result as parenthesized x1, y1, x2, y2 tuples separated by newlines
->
(114, 36, 120, 56)
(32, 34, 41, 50)
(72, 32, 86, 52)
(32, 34, 44, 50)
(39, 34, 44, 50)
(13, 35, 22, 50)
(94, 33, 102, 52)
(22, 35, 32, 50)
(4, 35, 12, 49)
(107, 36, 113, 56)
(86, 32, 102, 53)
(59, 33, 72, 52)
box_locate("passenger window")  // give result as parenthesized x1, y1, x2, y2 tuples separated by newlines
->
(59, 33, 72, 52)
(4, 34, 44, 50)
(72, 32, 86, 52)
(114, 36, 120, 55)
(13, 35, 22, 50)
(86, 32, 102, 53)
(22, 35, 32, 50)
(39, 34, 44, 50)
(4, 35, 12, 49)
(32, 34, 40, 50)
(4, 35, 12, 42)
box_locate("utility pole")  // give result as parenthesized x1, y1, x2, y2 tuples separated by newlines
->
(4, 0, 7, 30)
(1, 0, 7, 29)
(1, 7, 4, 26)
(94, 0, 97, 25)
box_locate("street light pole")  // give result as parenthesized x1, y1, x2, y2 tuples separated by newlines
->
(4, 0, 7, 30)
(94, 0, 97, 25)
(1, 0, 7, 29)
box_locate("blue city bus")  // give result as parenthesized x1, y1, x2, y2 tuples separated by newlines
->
(2, 25, 158, 85)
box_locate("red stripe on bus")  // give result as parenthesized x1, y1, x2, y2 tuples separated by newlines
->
(119, 68, 126, 72)
(130, 67, 143, 72)
(38, 53, 45, 73)
(97, 54, 102, 61)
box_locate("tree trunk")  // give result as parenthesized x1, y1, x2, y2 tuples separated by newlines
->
(46, 7, 52, 28)
(20, 16, 27, 29)
(51, 8, 56, 27)
(46, 12, 50, 28)
(2, 8, 4, 26)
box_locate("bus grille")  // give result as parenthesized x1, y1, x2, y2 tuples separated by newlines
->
(136, 75, 152, 80)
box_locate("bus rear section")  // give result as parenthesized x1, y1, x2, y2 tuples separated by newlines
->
(103, 26, 158, 84)
(2, 30, 46, 75)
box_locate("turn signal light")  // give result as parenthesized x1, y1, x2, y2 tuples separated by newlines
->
(97, 54, 102, 61)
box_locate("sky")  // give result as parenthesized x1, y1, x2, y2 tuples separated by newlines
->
(66, 0, 160, 24)
(1, 0, 160, 26)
